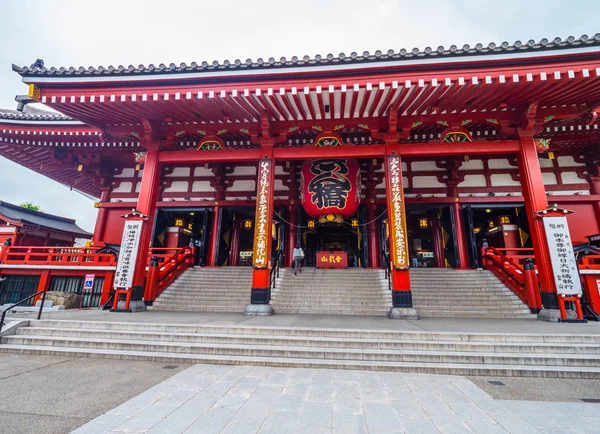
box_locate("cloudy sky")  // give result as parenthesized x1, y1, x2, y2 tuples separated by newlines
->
(0, 0, 598, 231)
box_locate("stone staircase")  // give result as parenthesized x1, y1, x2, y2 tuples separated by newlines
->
(152, 267, 252, 312)
(2, 319, 600, 378)
(271, 268, 391, 315)
(410, 268, 533, 319)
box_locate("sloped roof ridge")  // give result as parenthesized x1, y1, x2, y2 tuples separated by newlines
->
(0, 200, 77, 223)
(0, 107, 72, 121)
(12, 33, 600, 77)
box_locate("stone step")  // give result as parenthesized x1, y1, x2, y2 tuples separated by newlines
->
(3, 344, 599, 378)
(18, 327, 600, 355)
(151, 306, 246, 312)
(24, 320, 600, 343)
(6, 335, 600, 367)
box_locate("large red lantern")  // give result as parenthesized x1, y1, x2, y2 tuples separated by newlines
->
(300, 159, 361, 219)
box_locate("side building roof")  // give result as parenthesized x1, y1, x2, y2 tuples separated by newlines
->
(0, 200, 91, 238)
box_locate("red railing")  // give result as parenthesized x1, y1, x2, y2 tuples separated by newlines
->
(0, 246, 117, 267)
(482, 247, 541, 310)
(144, 246, 194, 301)
(577, 255, 600, 318)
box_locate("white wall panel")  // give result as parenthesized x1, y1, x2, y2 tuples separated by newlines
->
(461, 175, 487, 187)
(542, 173, 557, 185)
(165, 167, 191, 177)
(490, 174, 520, 186)
(232, 166, 256, 176)
(412, 176, 445, 188)
(115, 168, 135, 178)
(193, 167, 213, 177)
(112, 181, 133, 192)
(228, 180, 255, 192)
(163, 181, 189, 193)
(411, 161, 443, 171)
(191, 180, 213, 192)
(460, 160, 484, 170)
(538, 158, 554, 168)
(488, 159, 513, 169)
(558, 156, 585, 167)
(561, 172, 583, 184)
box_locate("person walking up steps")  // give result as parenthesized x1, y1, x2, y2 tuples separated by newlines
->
(293, 243, 304, 275)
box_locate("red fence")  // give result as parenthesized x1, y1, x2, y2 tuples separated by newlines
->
(0, 246, 117, 267)
(144, 246, 194, 301)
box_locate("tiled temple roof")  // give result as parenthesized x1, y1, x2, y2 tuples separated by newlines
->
(0, 107, 73, 121)
(0, 200, 91, 237)
(12, 34, 600, 78)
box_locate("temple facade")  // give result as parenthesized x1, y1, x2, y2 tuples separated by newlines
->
(1, 34, 600, 319)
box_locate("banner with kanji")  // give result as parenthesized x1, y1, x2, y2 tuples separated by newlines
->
(385, 155, 409, 270)
(252, 158, 274, 269)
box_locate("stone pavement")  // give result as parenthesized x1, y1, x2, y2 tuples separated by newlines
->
(73, 364, 600, 434)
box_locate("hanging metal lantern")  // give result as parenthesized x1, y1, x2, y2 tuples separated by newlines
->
(243, 219, 253, 229)
(351, 218, 359, 228)
(488, 220, 495, 228)
(499, 215, 510, 224)
(300, 159, 361, 219)
(307, 219, 316, 230)
(418, 217, 429, 228)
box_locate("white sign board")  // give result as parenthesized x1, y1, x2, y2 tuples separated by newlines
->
(543, 216, 582, 295)
(114, 220, 143, 289)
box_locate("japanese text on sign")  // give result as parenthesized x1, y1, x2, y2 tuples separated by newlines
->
(114, 220, 143, 289)
(543, 216, 582, 295)
(252, 159, 271, 269)
(386, 155, 409, 270)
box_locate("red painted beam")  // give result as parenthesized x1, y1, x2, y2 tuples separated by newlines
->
(159, 149, 263, 163)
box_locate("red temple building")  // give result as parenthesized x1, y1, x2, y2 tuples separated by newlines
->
(1, 34, 600, 320)
(0, 199, 90, 247)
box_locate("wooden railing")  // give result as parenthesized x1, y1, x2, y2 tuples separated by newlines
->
(144, 246, 194, 301)
(0, 246, 117, 267)
(577, 254, 600, 319)
(482, 247, 541, 311)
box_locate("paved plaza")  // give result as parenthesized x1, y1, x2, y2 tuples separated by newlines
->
(72, 363, 600, 434)
(2, 311, 600, 433)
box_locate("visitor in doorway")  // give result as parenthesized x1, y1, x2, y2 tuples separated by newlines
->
(293, 243, 304, 275)
(411, 256, 419, 268)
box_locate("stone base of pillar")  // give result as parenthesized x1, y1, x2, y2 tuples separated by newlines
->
(112, 300, 147, 313)
(244, 304, 274, 316)
(538, 308, 579, 322)
(537, 308, 563, 322)
(388, 307, 419, 320)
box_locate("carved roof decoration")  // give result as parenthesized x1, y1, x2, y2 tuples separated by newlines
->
(12, 34, 600, 78)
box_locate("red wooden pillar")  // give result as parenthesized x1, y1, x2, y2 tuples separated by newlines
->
(384, 151, 417, 319)
(517, 136, 557, 310)
(207, 205, 221, 266)
(92, 187, 111, 245)
(33, 270, 51, 305)
(447, 183, 470, 269)
(431, 214, 445, 268)
(286, 202, 298, 267)
(229, 218, 242, 266)
(246, 151, 276, 315)
(128, 147, 161, 309)
(588, 176, 600, 229)
(367, 203, 381, 268)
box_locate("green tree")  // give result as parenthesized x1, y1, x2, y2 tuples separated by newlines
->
(19, 202, 43, 212)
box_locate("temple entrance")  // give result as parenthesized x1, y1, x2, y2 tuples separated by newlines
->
(152, 208, 211, 265)
(299, 207, 362, 268)
(463, 205, 532, 268)
(405, 204, 461, 268)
